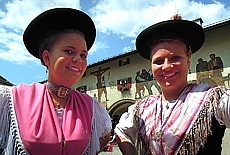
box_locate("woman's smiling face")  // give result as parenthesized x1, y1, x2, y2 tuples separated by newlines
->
(150, 40, 190, 92)
(43, 32, 87, 87)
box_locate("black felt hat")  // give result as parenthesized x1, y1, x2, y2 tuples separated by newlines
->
(136, 19, 205, 60)
(23, 8, 96, 59)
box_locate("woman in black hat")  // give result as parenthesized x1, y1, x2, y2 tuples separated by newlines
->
(0, 8, 111, 155)
(115, 14, 230, 155)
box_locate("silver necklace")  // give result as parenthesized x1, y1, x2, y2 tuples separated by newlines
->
(151, 86, 189, 142)
(165, 100, 170, 109)
(151, 97, 177, 142)
(163, 99, 176, 109)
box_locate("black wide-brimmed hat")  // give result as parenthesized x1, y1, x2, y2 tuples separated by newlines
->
(23, 8, 96, 59)
(136, 19, 205, 60)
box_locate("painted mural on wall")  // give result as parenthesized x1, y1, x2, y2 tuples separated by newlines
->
(87, 66, 162, 103)
(79, 52, 228, 105)
(195, 53, 225, 86)
(135, 68, 161, 99)
(90, 67, 110, 102)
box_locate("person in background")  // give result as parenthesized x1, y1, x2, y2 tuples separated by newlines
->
(115, 14, 230, 155)
(140, 69, 154, 95)
(135, 71, 146, 99)
(196, 58, 208, 84)
(0, 8, 111, 155)
(148, 70, 161, 93)
(196, 57, 217, 86)
(208, 53, 225, 86)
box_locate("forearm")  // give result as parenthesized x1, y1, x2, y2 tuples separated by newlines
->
(100, 133, 111, 151)
(116, 135, 138, 155)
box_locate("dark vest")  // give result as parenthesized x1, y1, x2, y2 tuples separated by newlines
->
(197, 117, 226, 155)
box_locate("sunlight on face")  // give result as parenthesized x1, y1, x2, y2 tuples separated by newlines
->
(45, 33, 87, 87)
(150, 40, 190, 91)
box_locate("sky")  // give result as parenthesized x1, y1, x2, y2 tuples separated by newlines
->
(0, 0, 230, 85)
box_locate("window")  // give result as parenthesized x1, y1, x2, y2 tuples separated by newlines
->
(76, 86, 87, 93)
(119, 58, 130, 66)
(117, 77, 132, 91)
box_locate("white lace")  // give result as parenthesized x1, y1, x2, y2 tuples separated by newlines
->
(55, 108, 64, 127)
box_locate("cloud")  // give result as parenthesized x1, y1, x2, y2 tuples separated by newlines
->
(2, 0, 80, 30)
(0, 0, 81, 64)
(0, 0, 229, 65)
(88, 40, 109, 55)
(90, 0, 230, 38)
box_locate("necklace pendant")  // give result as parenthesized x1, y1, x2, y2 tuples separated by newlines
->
(62, 139, 67, 149)
(166, 103, 169, 109)
(152, 130, 163, 141)
(56, 102, 61, 108)
(47, 82, 71, 99)
(57, 87, 69, 99)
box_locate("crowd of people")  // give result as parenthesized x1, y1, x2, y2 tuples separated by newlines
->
(0, 7, 229, 155)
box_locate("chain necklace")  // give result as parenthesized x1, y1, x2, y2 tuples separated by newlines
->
(55, 108, 66, 149)
(165, 100, 170, 109)
(163, 99, 177, 110)
(151, 96, 178, 141)
(150, 85, 189, 153)
(47, 82, 69, 149)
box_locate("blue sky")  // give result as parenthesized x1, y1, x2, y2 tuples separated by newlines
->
(0, 0, 230, 85)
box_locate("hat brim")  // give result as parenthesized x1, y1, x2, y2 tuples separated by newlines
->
(23, 8, 96, 59)
(136, 20, 205, 60)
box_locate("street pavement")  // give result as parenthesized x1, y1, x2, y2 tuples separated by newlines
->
(222, 128, 230, 155)
(99, 128, 230, 155)
(99, 145, 122, 155)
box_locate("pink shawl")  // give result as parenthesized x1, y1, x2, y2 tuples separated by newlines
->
(12, 83, 93, 155)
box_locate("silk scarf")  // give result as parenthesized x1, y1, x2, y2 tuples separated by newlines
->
(138, 84, 210, 154)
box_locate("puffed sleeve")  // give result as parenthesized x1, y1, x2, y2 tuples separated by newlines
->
(115, 104, 138, 145)
(210, 87, 230, 128)
(93, 97, 112, 137)
(86, 97, 112, 154)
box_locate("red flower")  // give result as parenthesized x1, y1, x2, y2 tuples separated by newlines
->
(170, 14, 182, 20)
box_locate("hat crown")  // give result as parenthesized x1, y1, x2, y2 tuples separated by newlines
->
(136, 18, 205, 60)
(23, 8, 96, 59)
